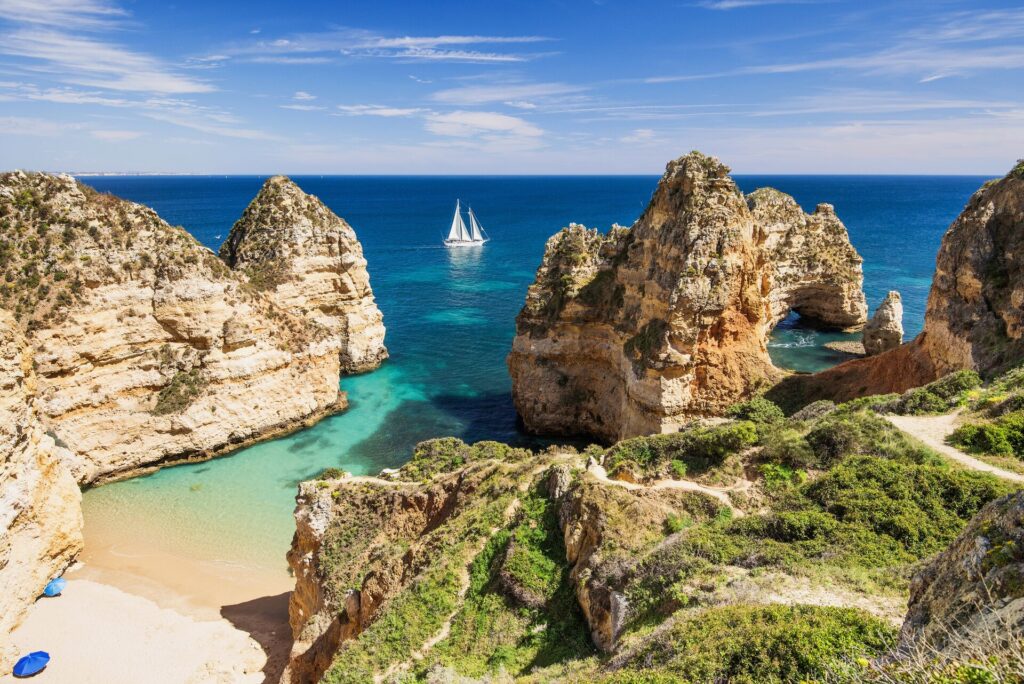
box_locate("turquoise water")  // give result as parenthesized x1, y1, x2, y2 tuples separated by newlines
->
(78, 174, 990, 574)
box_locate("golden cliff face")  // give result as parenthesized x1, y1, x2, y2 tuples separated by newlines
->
(772, 163, 1024, 406)
(0, 310, 82, 659)
(220, 176, 387, 374)
(508, 152, 867, 442)
(0, 171, 352, 484)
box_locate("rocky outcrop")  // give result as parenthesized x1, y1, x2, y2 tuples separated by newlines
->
(0, 310, 83, 660)
(863, 291, 903, 356)
(0, 171, 355, 483)
(772, 162, 1024, 407)
(220, 176, 387, 373)
(899, 490, 1023, 654)
(508, 151, 867, 442)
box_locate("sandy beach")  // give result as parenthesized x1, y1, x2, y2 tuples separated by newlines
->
(2, 524, 295, 684)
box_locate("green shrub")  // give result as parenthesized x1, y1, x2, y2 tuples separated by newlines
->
(612, 605, 894, 683)
(805, 410, 937, 467)
(151, 369, 205, 415)
(727, 397, 785, 424)
(949, 410, 1024, 458)
(897, 388, 949, 415)
(759, 427, 815, 469)
(604, 422, 757, 478)
(926, 370, 983, 401)
(790, 399, 837, 422)
(401, 438, 531, 481)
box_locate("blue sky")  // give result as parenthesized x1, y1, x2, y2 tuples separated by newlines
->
(1, 0, 1022, 174)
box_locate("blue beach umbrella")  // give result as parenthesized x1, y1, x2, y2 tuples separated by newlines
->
(12, 651, 49, 678)
(42, 577, 66, 597)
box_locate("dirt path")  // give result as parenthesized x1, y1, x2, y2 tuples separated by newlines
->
(886, 413, 1024, 484)
(587, 462, 748, 517)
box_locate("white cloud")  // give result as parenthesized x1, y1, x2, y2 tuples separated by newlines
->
(91, 129, 144, 141)
(0, 29, 214, 93)
(697, 0, 825, 9)
(424, 111, 543, 138)
(281, 104, 325, 111)
(336, 105, 425, 117)
(226, 29, 552, 64)
(432, 82, 585, 105)
(0, 116, 81, 136)
(0, 0, 126, 28)
(621, 128, 656, 143)
(505, 101, 537, 109)
(293, 91, 316, 101)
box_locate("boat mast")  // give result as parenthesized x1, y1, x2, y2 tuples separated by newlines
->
(447, 200, 469, 242)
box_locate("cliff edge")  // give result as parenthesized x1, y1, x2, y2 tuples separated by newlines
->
(220, 176, 387, 373)
(508, 151, 867, 442)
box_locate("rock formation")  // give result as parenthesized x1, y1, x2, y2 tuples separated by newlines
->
(0, 171, 382, 483)
(220, 176, 387, 373)
(863, 291, 903, 356)
(771, 162, 1024, 406)
(508, 151, 867, 442)
(899, 490, 1023, 655)
(0, 310, 83, 660)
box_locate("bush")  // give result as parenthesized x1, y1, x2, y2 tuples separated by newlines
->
(727, 398, 785, 424)
(614, 605, 894, 683)
(889, 371, 982, 416)
(790, 399, 837, 422)
(151, 369, 205, 415)
(604, 422, 757, 477)
(759, 427, 815, 469)
(897, 388, 949, 415)
(949, 410, 1024, 458)
(804, 410, 936, 468)
(401, 438, 531, 481)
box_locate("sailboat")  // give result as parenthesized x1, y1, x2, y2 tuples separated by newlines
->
(444, 200, 489, 247)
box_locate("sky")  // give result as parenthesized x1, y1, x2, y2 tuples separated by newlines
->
(0, 0, 1022, 174)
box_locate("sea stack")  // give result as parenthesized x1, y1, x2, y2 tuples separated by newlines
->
(774, 161, 1024, 404)
(863, 291, 903, 356)
(508, 151, 867, 442)
(0, 172, 365, 483)
(0, 310, 82, 657)
(220, 176, 387, 373)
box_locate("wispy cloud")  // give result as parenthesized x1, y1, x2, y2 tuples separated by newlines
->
(90, 129, 144, 141)
(0, 115, 82, 136)
(280, 103, 325, 111)
(432, 82, 585, 105)
(293, 91, 316, 101)
(224, 29, 552, 64)
(0, 28, 213, 93)
(0, 0, 127, 28)
(424, 110, 542, 138)
(336, 105, 425, 117)
(697, 0, 825, 9)
(648, 8, 1024, 83)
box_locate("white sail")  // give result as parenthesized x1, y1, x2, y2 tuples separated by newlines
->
(447, 200, 469, 242)
(467, 208, 486, 242)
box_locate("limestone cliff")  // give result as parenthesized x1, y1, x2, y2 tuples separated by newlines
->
(772, 162, 1024, 407)
(220, 176, 387, 373)
(0, 171, 346, 483)
(508, 151, 866, 442)
(283, 412, 1012, 682)
(0, 310, 83, 660)
(899, 490, 1023, 656)
(863, 290, 903, 356)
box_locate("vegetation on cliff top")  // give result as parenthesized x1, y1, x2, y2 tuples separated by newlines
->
(299, 387, 1015, 683)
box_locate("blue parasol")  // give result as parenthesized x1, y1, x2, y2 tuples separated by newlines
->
(12, 651, 49, 677)
(42, 577, 66, 597)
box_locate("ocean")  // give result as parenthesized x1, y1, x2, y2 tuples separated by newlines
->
(76, 174, 989, 581)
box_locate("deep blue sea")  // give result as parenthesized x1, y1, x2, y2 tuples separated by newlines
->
(76, 174, 989, 580)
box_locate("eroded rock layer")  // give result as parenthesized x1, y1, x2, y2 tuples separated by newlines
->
(220, 176, 387, 373)
(773, 162, 1024, 407)
(508, 151, 867, 441)
(0, 171, 347, 483)
(0, 310, 83, 659)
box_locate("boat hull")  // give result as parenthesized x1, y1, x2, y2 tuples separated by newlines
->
(443, 239, 488, 247)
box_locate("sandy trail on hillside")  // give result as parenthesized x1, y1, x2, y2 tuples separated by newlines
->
(885, 413, 1024, 483)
